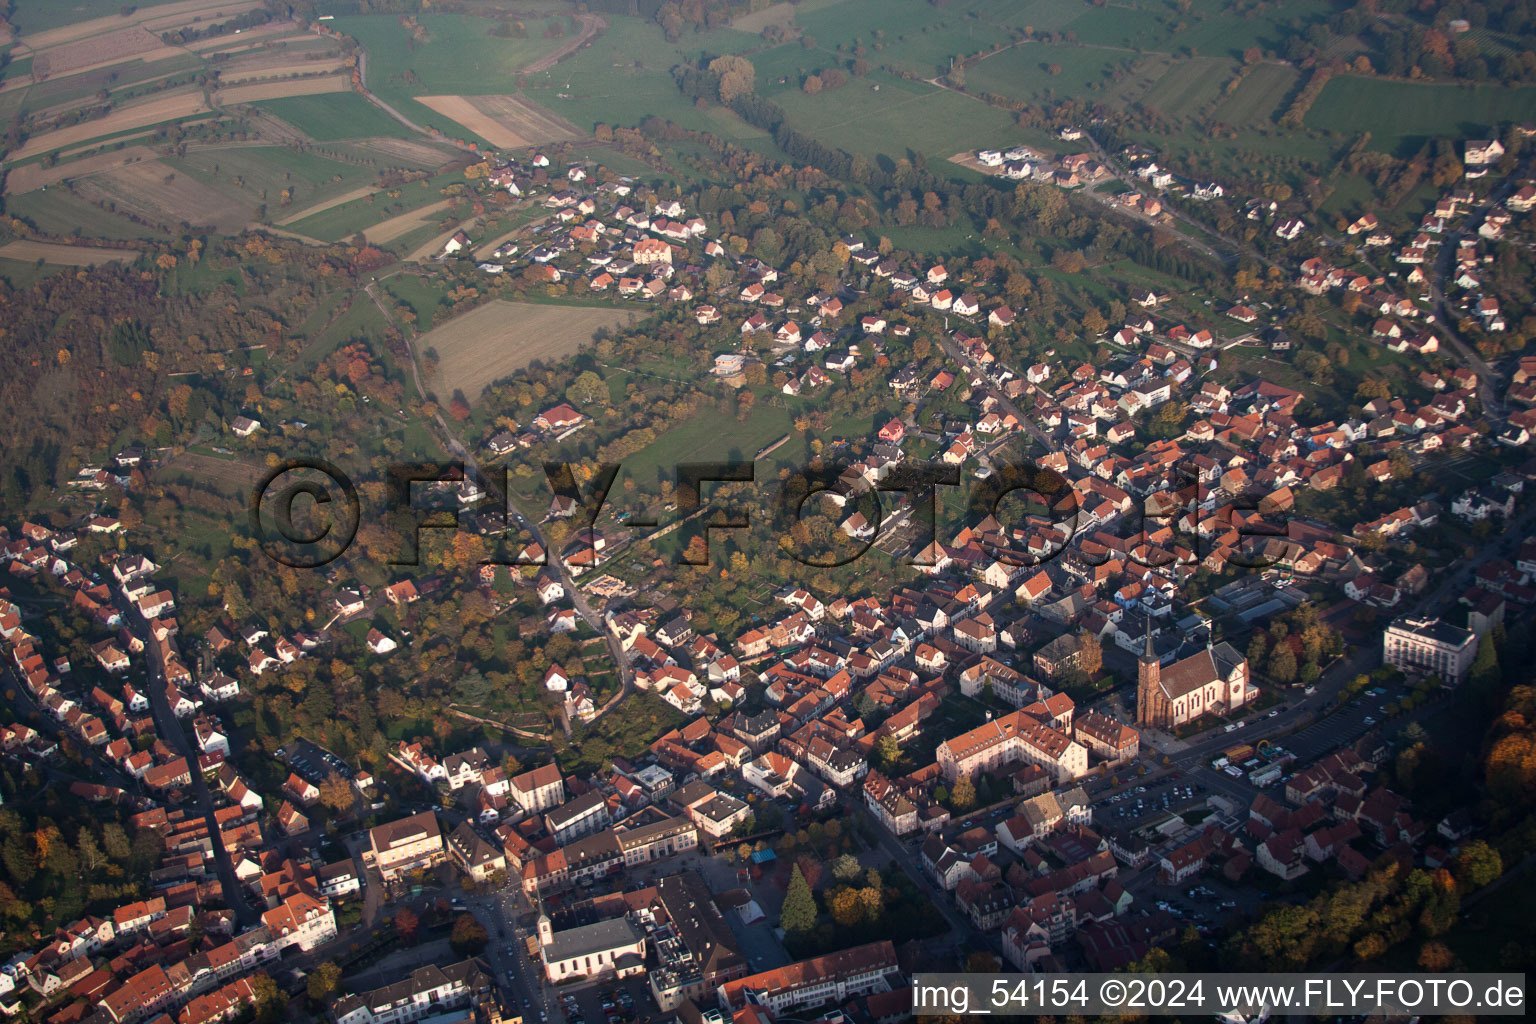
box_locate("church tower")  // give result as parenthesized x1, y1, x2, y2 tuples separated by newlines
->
(536, 909, 553, 948)
(1136, 620, 1161, 728)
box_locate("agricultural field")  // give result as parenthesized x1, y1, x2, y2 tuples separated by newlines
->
(1140, 56, 1233, 119)
(421, 300, 634, 404)
(7, 0, 252, 39)
(3, 144, 161, 193)
(214, 74, 350, 105)
(28, 26, 168, 79)
(8, 88, 210, 159)
(0, 239, 139, 265)
(415, 94, 583, 150)
(4, 184, 170, 240)
(327, 13, 572, 128)
(74, 157, 249, 232)
(1304, 76, 1536, 156)
(168, 146, 392, 221)
(250, 92, 417, 140)
(286, 190, 454, 246)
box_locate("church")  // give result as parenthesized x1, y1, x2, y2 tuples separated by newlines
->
(536, 910, 648, 984)
(1136, 631, 1253, 729)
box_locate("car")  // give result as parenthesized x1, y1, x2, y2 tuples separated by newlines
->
(1363, 716, 1376, 725)
(1220, 900, 1237, 910)
(1268, 709, 1280, 718)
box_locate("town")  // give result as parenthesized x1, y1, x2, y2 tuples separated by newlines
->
(2, 2, 1535, 1024)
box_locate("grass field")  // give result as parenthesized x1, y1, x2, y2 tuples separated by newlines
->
(76, 158, 249, 232)
(0, 256, 71, 289)
(422, 300, 634, 404)
(617, 402, 796, 491)
(1305, 76, 1536, 156)
(384, 274, 448, 332)
(282, 167, 465, 243)
(329, 13, 570, 129)
(1212, 62, 1298, 127)
(251, 92, 418, 141)
(6, 185, 167, 240)
(765, 70, 1028, 160)
(169, 147, 383, 219)
(962, 42, 1144, 107)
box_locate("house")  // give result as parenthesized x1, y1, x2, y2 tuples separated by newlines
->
(383, 580, 419, 605)
(1466, 139, 1506, 165)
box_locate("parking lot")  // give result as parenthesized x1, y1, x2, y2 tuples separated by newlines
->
(1100, 777, 1206, 828)
(277, 737, 354, 785)
(553, 974, 656, 1024)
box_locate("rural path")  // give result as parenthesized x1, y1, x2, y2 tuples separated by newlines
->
(278, 185, 379, 226)
(248, 222, 324, 245)
(521, 13, 608, 75)
(353, 53, 479, 155)
(349, 13, 607, 154)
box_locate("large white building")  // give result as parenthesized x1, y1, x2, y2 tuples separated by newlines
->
(936, 706, 1087, 784)
(718, 941, 900, 1014)
(330, 961, 488, 1024)
(537, 913, 647, 983)
(1384, 616, 1479, 685)
(368, 810, 445, 883)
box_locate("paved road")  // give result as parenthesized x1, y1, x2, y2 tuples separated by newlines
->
(1425, 165, 1529, 413)
(138, 637, 262, 927)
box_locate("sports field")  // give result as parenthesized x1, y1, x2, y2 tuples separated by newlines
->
(422, 300, 633, 403)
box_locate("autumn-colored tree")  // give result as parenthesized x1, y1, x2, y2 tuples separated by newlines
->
(1077, 632, 1103, 677)
(709, 55, 755, 103)
(450, 913, 489, 954)
(318, 774, 353, 813)
(858, 885, 883, 922)
(395, 906, 419, 942)
(952, 773, 976, 810)
(307, 961, 342, 1002)
(830, 887, 863, 927)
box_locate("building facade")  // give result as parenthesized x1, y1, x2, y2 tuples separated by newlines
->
(1383, 616, 1479, 685)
